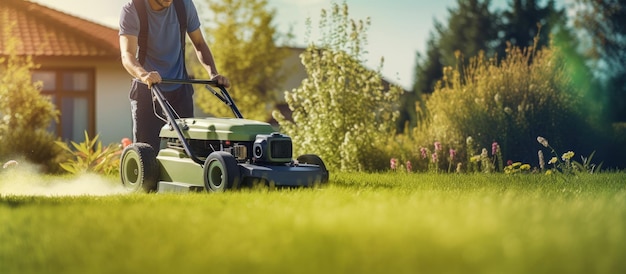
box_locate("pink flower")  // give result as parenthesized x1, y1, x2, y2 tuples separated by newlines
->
(420, 147, 428, 159)
(507, 160, 513, 166)
(449, 148, 456, 161)
(434, 141, 442, 151)
(432, 152, 438, 163)
(406, 161, 412, 172)
(390, 158, 397, 170)
(492, 142, 499, 156)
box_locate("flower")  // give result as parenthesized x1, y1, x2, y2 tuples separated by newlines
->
(390, 158, 397, 170)
(538, 150, 545, 170)
(470, 155, 481, 163)
(507, 160, 513, 166)
(492, 142, 499, 156)
(432, 153, 438, 163)
(449, 149, 456, 161)
(520, 164, 531, 171)
(406, 161, 412, 172)
(420, 147, 427, 159)
(434, 141, 442, 151)
(561, 151, 575, 161)
(548, 157, 558, 165)
(537, 136, 549, 148)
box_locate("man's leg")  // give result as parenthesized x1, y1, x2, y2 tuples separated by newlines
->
(129, 81, 165, 150)
(164, 84, 194, 118)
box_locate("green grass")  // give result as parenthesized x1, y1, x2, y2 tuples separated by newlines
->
(1, 172, 625, 274)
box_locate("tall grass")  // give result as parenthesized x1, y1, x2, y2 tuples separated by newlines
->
(1, 172, 625, 274)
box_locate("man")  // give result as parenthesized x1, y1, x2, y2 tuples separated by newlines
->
(119, 0, 229, 150)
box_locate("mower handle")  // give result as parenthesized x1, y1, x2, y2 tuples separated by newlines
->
(158, 78, 244, 119)
(160, 78, 220, 86)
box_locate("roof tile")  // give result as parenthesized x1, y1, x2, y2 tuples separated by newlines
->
(0, 0, 119, 57)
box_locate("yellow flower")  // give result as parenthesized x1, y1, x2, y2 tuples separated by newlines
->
(561, 151, 575, 161)
(520, 164, 531, 171)
(548, 157, 558, 165)
(545, 170, 553, 175)
(470, 155, 481, 163)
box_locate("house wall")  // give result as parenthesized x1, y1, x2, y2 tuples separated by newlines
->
(39, 59, 132, 145)
(95, 62, 134, 145)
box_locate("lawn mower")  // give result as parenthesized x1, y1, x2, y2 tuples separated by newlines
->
(120, 79, 328, 193)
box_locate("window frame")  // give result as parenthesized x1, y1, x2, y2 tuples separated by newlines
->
(33, 67, 96, 141)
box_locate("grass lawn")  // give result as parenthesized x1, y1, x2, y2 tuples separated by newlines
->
(1, 171, 625, 274)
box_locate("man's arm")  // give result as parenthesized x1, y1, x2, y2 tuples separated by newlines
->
(188, 29, 230, 88)
(119, 34, 161, 86)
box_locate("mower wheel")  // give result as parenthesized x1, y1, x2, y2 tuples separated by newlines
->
(297, 154, 329, 183)
(204, 151, 241, 192)
(120, 143, 159, 192)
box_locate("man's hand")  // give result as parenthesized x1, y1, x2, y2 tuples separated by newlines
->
(140, 71, 162, 88)
(211, 74, 230, 88)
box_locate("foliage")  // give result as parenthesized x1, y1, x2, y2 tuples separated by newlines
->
(413, 31, 444, 95)
(424, 39, 588, 166)
(536, 136, 602, 174)
(55, 131, 122, 176)
(572, 0, 626, 121)
(494, 0, 566, 57)
(192, 0, 291, 121)
(0, 22, 64, 173)
(273, 2, 402, 172)
(573, 0, 626, 71)
(413, 0, 565, 95)
(386, 39, 606, 172)
(435, 0, 499, 72)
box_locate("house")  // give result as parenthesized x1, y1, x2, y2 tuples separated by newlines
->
(0, 0, 131, 145)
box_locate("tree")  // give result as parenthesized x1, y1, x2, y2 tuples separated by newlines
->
(273, 2, 402, 171)
(191, 0, 290, 121)
(572, 0, 626, 121)
(412, 0, 498, 98)
(413, 30, 444, 95)
(495, 0, 566, 59)
(437, 0, 499, 68)
(0, 23, 63, 172)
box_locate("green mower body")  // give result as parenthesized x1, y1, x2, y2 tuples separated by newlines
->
(120, 80, 328, 193)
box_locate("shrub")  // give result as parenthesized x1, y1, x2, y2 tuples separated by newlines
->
(419, 39, 590, 167)
(55, 132, 123, 176)
(0, 23, 64, 173)
(273, 3, 402, 172)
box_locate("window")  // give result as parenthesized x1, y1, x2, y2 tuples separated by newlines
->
(32, 69, 95, 142)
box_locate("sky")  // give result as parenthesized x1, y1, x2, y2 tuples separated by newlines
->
(29, 0, 568, 90)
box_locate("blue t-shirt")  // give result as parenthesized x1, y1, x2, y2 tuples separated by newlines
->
(119, 0, 201, 91)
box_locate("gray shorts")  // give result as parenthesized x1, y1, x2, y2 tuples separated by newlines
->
(129, 80, 194, 150)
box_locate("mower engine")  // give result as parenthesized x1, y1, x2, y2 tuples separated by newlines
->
(253, 133, 292, 164)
